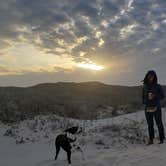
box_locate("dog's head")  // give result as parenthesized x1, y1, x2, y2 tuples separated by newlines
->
(64, 126, 83, 135)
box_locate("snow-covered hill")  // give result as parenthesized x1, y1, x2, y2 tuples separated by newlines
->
(0, 109, 166, 166)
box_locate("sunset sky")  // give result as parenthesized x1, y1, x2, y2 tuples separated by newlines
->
(0, 0, 166, 86)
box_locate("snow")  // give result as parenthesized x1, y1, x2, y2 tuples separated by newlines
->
(0, 109, 166, 166)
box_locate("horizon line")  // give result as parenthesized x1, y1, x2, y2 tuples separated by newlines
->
(0, 80, 162, 88)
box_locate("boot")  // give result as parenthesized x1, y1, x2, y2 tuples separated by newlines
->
(159, 140, 164, 144)
(146, 139, 153, 145)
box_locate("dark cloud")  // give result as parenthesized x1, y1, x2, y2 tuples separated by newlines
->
(72, 0, 99, 18)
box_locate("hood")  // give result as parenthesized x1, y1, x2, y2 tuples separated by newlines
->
(143, 70, 158, 85)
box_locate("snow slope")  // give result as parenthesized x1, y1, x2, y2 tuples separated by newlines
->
(0, 109, 166, 166)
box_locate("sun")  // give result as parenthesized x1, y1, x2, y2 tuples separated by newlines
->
(76, 62, 104, 71)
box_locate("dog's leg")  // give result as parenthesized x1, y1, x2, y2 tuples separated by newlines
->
(77, 146, 86, 161)
(62, 143, 72, 165)
(67, 150, 71, 165)
(55, 144, 60, 160)
(72, 144, 86, 161)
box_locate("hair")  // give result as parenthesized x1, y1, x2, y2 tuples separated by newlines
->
(143, 70, 158, 85)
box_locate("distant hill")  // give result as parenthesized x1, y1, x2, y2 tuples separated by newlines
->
(0, 82, 165, 122)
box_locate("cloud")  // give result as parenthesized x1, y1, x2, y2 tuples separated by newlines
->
(1, 0, 165, 56)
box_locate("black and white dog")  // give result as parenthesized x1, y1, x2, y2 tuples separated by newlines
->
(54, 126, 84, 165)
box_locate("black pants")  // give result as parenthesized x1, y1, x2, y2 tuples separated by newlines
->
(145, 109, 165, 141)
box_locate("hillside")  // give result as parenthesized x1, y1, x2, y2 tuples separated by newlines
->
(1, 110, 166, 166)
(0, 82, 165, 122)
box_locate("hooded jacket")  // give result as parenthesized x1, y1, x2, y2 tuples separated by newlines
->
(142, 70, 165, 108)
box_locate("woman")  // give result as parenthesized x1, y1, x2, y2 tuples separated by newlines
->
(143, 70, 165, 145)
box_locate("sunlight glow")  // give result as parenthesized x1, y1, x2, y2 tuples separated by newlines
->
(77, 62, 104, 71)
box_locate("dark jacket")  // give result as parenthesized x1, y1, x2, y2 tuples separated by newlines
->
(142, 83, 165, 108)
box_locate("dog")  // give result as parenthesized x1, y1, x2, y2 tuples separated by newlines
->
(54, 126, 84, 165)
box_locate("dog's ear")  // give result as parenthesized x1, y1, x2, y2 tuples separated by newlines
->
(77, 127, 83, 134)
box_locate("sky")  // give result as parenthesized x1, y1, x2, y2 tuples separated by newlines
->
(0, 0, 166, 87)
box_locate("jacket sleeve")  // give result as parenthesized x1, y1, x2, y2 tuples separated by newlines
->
(158, 84, 165, 100)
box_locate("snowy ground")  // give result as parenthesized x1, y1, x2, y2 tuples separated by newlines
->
(1, 109, 166, 166)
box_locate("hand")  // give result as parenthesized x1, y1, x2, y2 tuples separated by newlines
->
(148, 92, 155, 100)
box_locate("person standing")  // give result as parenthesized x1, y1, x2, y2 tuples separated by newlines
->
(142, 70, 165, 145)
